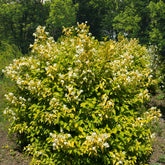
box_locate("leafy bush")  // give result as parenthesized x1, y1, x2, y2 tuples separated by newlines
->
(3, 23, 161, 165)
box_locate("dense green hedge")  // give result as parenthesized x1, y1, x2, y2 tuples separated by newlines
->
(3, 23, 161, 165)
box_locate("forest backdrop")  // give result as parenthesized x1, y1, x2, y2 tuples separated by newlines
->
(0, 0, 165, 57)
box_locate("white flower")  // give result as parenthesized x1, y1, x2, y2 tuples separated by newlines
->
(87, 69, 92, 72)
(27, 147, 30, 151)
(65, 93, 68, 98)
(31, 65, 35, 69)
(68, 72, 72, 78)
(92, 146, 96, 151)
(37, 81, 41, 86)
(151, 107, 156, 110)
(118, 160, 122, 164)
(79, 90, 83, 95)
(86, 136, 91, 140)
(71, 91, 75, 96)
(34, 39, 38, 42)
(98, 138, 102, 142)
(39, 151, 42, 155)
(33, 33, 36, 37)
(82, 70, 86, 74)
(11, 100, 16, 104)
(76, 60, 81, 63)
(108, 101, 113, 106)
(73, 73, 77, 77)
(63, 105, 67, 110)
(29, 44, 33, 48)
(53, 143, 57, 147)
(68, 87, 73, 91)
(3, 109, 7, 114)
(59, 73, 64, 78)
(48, 37, 53, 40)
(151, 133, 155, 139)
(92, 132, 97, 136)
(53, 110, 57, 113)
(68, 67, 72, 71)
(8, 93, 14, 96)
(104, 96, 108, 100)
(64, 141, 68, 145)
(75, 96, 79, 100)
(67, 134, 71, 138)
(83, 77, 87, 80)
(139, 93, 143, 96)
(103, 142, 109, 148)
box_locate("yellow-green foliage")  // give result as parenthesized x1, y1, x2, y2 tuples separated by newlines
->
(3, 23, 161, 165)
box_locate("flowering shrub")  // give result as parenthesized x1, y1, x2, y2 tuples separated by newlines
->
(3, 23, 161, 165)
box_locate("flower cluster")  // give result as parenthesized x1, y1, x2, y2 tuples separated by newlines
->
(3, 106, 16, 120)
(82, 132, 110, 155)
(50, 133, 73, 150)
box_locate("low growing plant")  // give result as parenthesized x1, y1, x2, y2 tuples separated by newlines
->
(159, 155, 165, 163)
(3, 23, 161, 164)
(0, 41, 22, 78)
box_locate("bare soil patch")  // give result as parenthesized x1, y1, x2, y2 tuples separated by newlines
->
(0, 123, 31, 165)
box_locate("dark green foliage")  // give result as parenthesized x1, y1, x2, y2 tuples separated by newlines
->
(0, 0, 49, 54)
(0, 41, 22, 77)
(148, 0, 165, 58)
(46, 0, 78, 40)
(0, 0, 165, 59)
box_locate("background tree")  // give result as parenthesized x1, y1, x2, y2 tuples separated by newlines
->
(75, 0, 111, 40)
(0, 0, 165, 59)
(148, 0, 165, 58)
(113, 6, 141, 38)
(46, 0, 78, 40)
(100, 0, 126, 40)
(0, 0, 49, 54)
(111, 1, 151, 43)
